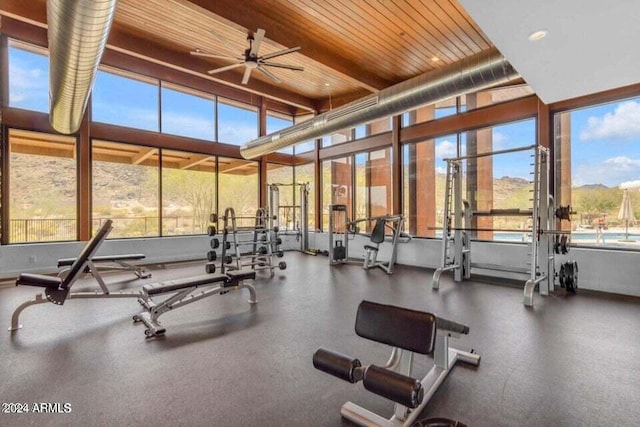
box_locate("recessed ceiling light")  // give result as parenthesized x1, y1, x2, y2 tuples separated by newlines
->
(324, 83, 331, 87)
(528, 29, 548, 41)
(431, 56, 440, 62)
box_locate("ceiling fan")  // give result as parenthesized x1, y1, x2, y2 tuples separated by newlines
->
(191, 28, 304, 85)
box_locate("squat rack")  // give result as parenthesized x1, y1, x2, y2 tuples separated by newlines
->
(266, 182, 311, 253)
(431, 144, 555, 306)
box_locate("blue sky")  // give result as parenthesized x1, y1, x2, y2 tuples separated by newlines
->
(8, 45, 640, 188)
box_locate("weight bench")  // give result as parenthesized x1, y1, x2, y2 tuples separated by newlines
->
(9, 220, 140, 332)
(134, 270, 257, 338)
(58, 253, 151, 282)
(313, 300, 479, 427)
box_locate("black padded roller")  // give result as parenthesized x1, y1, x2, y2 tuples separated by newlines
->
(436, 317, 469, 335)
(313, 348, 362, 383)
(363, 365, 423, 409)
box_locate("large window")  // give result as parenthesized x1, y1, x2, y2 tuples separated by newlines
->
(8, 129, 77, 243)
(355, 148, 392, 223)
(463, 120, 535, 241)
(217, 98, 258, 145)
(8, 42, 49, 113)
(161, 150, 216, 236)
(293, 114, 316, 154)
(555, 97, 640, 248)
(461, 85, 534, 112)
(161, 84, 215, 140)
(321, 129, 352, 148)
(402, 98, 457, 127)
(218, 157, 259, 226)
(93, 69, 159, 131)
(322, 157, 352, 230)
(92, 141, 159, 238)
(403, 134, 457, 238)
(267, 163, 295, 230)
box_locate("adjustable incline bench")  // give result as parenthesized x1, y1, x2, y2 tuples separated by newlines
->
(313, 300, 479, 427)
(9, 219, 141, 331)
(134, 269, 257, 338)
(58, 253, 151, 283)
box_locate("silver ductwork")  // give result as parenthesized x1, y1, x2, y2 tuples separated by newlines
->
(240, 47, 519, 159)
(48, 0, 118, 134)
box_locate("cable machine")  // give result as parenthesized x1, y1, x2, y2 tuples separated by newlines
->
(267, 183, 311, 254)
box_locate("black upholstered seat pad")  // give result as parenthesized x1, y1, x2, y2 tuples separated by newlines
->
(226, 270, 256, 282)
(355, 300, 437, 355)
(57, 254, 145, 267)
(16, 273, 63, 288)
(143, 274, 228, 295)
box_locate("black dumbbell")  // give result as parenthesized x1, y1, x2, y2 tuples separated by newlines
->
(205, 263, 216, 274)
(273, 226, 279, 233)
(210, 238, 220, 249)
(207, 225, 217, 236)
(278, 261, 287, 270)
(207, 251, 217, 262)
(225, 241, 231, 250)
(210, 213, 218, 223)
(224, 256, 233, 264)
(276, 250, 284, 258)
(257, 246, 268, 255)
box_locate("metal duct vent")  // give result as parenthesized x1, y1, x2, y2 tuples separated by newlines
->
(240, 47, 520, 159)
(48, 0, 118, 134)
(325, 96, 379, 121)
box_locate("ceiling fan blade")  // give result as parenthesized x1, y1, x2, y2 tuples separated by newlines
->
(191, 51, 241, 61)
(260, 46, 301, 61)
(208, 62, 245, 75)
(257, 66, 281, 83)
(260, 61, 304, 71)
(209, 29, 239, 56)
(250, 28, 265, 57)
(241, 67, 252, 84)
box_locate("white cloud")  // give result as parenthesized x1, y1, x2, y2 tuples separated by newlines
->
(619, 180, 640, 189)
(604, 156, 640, 170)
(435, 166, 447, 175)
(492, 131, 507, 150)
(573, 156, 640, 187)
(579, 101, 640, 141)
(435, 139, 456, 159)
(162, 112, 215, 140)
(218, 123, 258, 145)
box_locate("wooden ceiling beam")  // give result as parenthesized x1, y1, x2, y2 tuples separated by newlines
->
(183, 0, 392, 92)
(178, 154, 213, 170)
(219, 160, 255, 173)
(131, 147, 158, 165)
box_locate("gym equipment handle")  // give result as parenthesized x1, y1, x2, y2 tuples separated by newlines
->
(436, 317, 469, 335)
(362, 364, 423, 409)
(313, 348, 362, 383)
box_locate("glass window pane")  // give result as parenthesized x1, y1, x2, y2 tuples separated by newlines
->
(402, 97, 457, 128)
(161, 85, 215, 140)
(322, 157, 352, 230)
(293, 114, 315, 154)
(555, 97, 640, 249)
(8, 42, 49, 113)
(267, 164, 295, 230)
(295, 163, 315, 229)
(218, 157, 259, 226)
(93, 69, 159, 131)
(8, 129, 77, 243)
(403, 134, 456, 238)
(463, 119, 536, 242)
(355, 149, 392, 226)
(461, 85, 535, 112)
(162, 150, 216, 236)
(321, 129, 352, 148)
(217, 98, 258, 145)
(267, 111, 294, 154)
(92, 140, 159, 238)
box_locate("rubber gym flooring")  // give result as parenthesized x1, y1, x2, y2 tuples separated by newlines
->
(1, 252, 639, 426)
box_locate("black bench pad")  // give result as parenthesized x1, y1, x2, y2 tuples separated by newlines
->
(364, 245, 379, 251)
(143, 274, 228, 296)
(58, 254, 146, 267)
(226, 270, 256, 282)
(16, 273, 63, 288)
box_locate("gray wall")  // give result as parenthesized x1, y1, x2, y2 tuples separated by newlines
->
(1, 233, 638, 298)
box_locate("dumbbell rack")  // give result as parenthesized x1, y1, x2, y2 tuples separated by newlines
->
(220, 207, 286, 277)
(205, 213, 220, 274)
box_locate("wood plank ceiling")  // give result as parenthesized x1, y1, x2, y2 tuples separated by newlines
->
(1, 0, 492, 112)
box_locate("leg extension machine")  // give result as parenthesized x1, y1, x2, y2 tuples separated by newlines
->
(313, 300, 479, 427)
